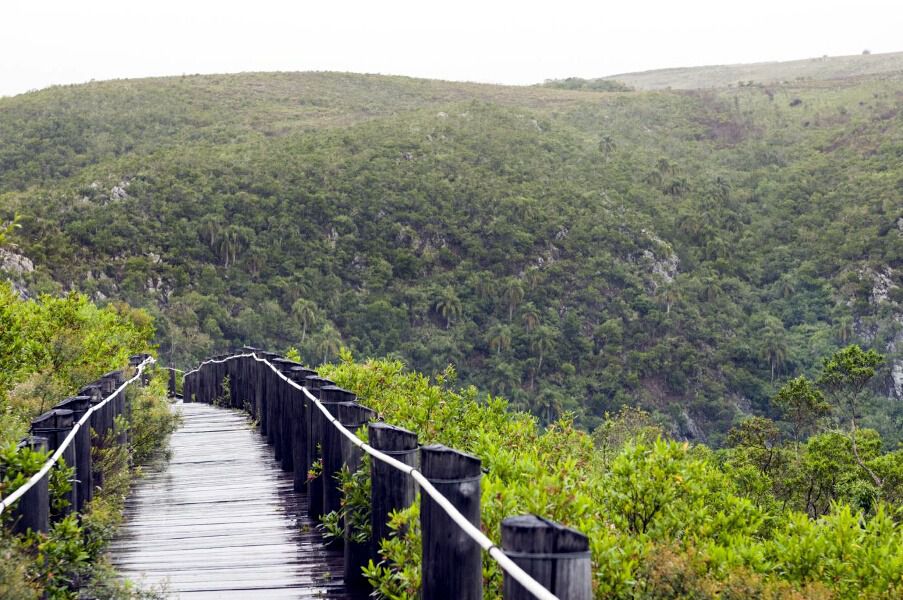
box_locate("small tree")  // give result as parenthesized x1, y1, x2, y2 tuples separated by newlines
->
(0, 213, 20, 247)
(727, 416, 782, 475)
(817, 344, 885, 486)
(773, 376, 830, 447)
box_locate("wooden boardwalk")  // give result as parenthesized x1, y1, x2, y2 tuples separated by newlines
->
(109, 402, 356, 599)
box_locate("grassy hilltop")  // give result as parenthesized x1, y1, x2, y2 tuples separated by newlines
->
(1, 60, 901, 443)
(601, 50, 903, 89)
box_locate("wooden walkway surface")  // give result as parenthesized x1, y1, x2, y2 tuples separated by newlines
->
(109, 402, 356, 599)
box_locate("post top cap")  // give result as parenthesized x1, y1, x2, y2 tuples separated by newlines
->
(501, 515, 589, 553)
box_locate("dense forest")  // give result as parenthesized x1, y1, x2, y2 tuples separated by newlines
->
(0, 65, 901, 445)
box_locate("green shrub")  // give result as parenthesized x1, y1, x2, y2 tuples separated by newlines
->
(322, 351, 903, 599)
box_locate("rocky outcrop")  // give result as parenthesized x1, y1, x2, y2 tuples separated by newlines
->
(0, 248, 34, 298)
(0, 248, 34, 276)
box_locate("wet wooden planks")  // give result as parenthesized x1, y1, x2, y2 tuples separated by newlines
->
(109, 402, 355, 599)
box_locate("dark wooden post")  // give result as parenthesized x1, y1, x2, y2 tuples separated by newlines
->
(420, 444, 483, 600)
(80, 383, 105, 488)
(240, 354, 255, 414)
(30, 409, 76, 518)
(227, 354, 240, 408)
(269, 368, 282, 457)
(96, 376, 116, 439)
(337, 402, 377, 589)
(272, 358, 302, 470)
(102, 371, 127, 447)
(265, 365, 278, 448)
(303, 376, 334, 520)
(55, 396, 93, 512)
(184, 371, 193, 403)
(369, 422, 418, 561)
(255, 352, 278, 432)
(12, 437, 50, 535)
(287, 367, 316, 492)
(168, 368, 177, 397)
(501, 516, 591, 600)
(257, 351, 281, 437)
(320, 386, 357, 526)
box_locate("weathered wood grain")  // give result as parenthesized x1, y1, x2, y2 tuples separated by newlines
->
(109, 402, 358, 599)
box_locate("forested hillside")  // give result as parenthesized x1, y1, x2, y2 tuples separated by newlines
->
(1, 68, 901, 444)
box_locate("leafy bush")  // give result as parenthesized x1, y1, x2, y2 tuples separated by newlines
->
(322, 351, 903, 599)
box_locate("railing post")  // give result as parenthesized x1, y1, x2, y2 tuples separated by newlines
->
(11, 436, 50, 535)
(420, 444, 483, 600)
(302, 376, 334, 520)
(256, 353, 280, 429)
(183, 371, 193, 403)
(272, 358, 303, 471)
(337, 402, 376, 589)
(501, 516, 592, 600)
(287, 367, 316, 492)
(369, 422, 418, 562)
(102, 370, 127, 447)
(227, 354, 240, 408)
(80, 383, 105, 488)
(168, 368, 177, 397)
(30, 409, 76, 518)
(56, 396, 93, 512)
(320, 385, 355, 524)
(240, 353, 256, 413)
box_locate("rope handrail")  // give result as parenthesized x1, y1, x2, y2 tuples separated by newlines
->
(250, 354, 560, 600)
(182, 353, 248, 378)
(0, 357, 155, 515)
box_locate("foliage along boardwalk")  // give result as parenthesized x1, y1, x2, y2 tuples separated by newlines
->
(108, 402, 355, 599)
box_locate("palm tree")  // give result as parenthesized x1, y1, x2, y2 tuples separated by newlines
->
(777, 275, 796, 299)
(316, 324, 342, 364)
(677, 214, 704, 242)
(530, 326, 557, 379)
(712, 176, 732, 202)
(761, 317, 788, 383)
(487, 324, 513, 355)
(198, 216, 220, 253)
(434, 287, 463, 329)
(543, 393, 564, 425)
(217, 225, 249, 267)
(501, 279, 525, 322)
(837, 316, 853, 343)
(664, 177, 690, 197)
(521, 303, 540, 331)
(705, 236, 729, 261)
(474, 273, 496, 301)
(644, 170, 664, 187)
(524, 268, 542, 291)
(701, 277, 722, 302)
(661, 285, 681, 315)
(655, 157, 675, 178)
(291, 299, 318, 343)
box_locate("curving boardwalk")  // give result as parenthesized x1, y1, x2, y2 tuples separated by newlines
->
(109, 402, 354, 599)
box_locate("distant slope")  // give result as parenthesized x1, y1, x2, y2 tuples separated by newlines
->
(602, 51, 903, 90)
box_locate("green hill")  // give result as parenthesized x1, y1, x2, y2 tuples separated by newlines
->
(1, 69, 901, 444)
(602, 50, 903, 90)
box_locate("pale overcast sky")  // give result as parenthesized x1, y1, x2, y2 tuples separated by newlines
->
(1, 0, 900, 97)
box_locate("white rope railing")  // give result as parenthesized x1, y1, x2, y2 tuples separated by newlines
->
(182, 353, 253, 378)
(0, 357, 155, 515)
(252, 354, 560, 600)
